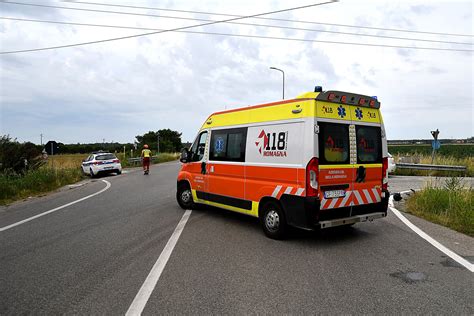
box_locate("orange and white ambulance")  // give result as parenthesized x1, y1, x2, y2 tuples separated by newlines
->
(177, 86, 389, 239)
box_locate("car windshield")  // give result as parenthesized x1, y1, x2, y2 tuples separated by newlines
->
(96, 154, 116, 161)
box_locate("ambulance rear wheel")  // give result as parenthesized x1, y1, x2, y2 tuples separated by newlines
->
(261, 201, 287, 239)
(177, 183, 194, 210)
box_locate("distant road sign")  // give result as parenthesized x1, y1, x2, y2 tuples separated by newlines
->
(45, 141, 60, 155)
(432, 140, 441, 150)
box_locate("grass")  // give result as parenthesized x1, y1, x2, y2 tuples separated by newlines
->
(390, 153, 474, 177)
(0, 152, 180, 205)
(0, 167, 84, 205)
(405, 177, 474, 237)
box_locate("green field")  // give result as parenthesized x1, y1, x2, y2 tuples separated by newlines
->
(388, 144, 473, 159)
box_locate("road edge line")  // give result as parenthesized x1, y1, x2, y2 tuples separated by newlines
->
(0, 180, 111, 232)
(389, 196, 474, 272)
(126, 209, 192, 316)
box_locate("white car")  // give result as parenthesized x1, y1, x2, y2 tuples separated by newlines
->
(81, 152, 122, 177)
(387, 153, 396, 174)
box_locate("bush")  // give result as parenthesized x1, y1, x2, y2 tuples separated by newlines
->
(406, 177, 474, 236)
(0, 135, 42, 173)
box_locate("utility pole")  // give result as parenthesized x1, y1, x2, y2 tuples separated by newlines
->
(270, 66, 285, 100)
(40, 133, 43, 146)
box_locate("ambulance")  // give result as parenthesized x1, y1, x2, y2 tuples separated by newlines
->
(177, 86, 389, 239)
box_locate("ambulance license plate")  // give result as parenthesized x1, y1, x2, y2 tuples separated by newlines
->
(324, 190, 346, 199)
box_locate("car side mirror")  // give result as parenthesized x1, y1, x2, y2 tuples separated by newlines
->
(180, 149, 189, 163)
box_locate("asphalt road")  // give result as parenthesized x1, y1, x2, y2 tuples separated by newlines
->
(0, 163, 472, 314)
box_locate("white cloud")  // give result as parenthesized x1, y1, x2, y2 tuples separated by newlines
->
(0, 0, 472, 144)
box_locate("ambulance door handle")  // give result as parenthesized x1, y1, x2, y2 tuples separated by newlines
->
(356, 166, 366, 183)
(210, 166, 214, 173)
(292, 108, 302, 114)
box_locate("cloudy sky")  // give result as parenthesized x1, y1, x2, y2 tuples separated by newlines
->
(0, 0, 472, 144)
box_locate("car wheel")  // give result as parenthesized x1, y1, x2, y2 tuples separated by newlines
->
(177, 183, 194, 210)
(89, 168, 95, 178)
(261, 201, 287, 239)
(116, 170, 122, 175)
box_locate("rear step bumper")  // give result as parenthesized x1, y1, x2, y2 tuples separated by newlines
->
(319, 212, 386, 229)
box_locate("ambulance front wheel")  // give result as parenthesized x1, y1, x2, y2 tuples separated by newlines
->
(261, 201, 287, 239)
(177, 183, 194, 210)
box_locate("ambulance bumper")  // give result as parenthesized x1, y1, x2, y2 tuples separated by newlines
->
(318, 212, 386, 229)
(280, 189, 389, 230)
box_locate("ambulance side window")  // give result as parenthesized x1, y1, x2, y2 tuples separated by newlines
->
(190, 131, 208, 162)
(318, 122, 349, 164)
(210, 127, 247, 162)
(356, 126, 381, 163)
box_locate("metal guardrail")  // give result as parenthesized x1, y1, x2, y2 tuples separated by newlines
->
(127, 156, 159, 164)
(396, 163, 467, 172)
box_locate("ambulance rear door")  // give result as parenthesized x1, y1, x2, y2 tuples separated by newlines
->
(350, 106, 383, 213)
(316, 101, 353, 213)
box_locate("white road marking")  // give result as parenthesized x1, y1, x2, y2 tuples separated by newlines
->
(126, 209, 192, 316)
(389, 196, 474, 273)
(0, 180, 111, 233)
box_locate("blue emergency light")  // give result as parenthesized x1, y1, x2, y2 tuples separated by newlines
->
(314, 86, 323, 92)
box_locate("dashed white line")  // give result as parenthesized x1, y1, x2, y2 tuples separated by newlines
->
(389, 195, 474, 272)
(126, 209, 192, 316)
(0, 180, 111, 233)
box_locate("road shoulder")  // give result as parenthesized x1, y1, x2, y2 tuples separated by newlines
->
(393, 196, 474, 261)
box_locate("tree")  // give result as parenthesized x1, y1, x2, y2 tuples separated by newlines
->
(0, 135, 42, 173)
(135, 129, 182, 153)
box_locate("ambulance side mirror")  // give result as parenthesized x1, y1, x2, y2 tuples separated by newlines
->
(180, 149, 189, 163)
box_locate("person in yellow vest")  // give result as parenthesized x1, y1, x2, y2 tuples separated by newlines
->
(141, 144, 152, 174)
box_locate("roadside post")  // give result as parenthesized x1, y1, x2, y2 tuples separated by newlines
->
(430, 129, 440, 164)
(157, 132, 160, 155)
(44, 141, 59, 169)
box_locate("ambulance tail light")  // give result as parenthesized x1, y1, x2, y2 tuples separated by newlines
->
(306, 158, 319, 197)
(382, 157, 388, 191)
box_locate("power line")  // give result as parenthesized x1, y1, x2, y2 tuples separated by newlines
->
(1, 16, 472, 53)
(0, 0, 337, 54)
(1, 14, 471, 47)
(3, 0, 473, 42)
(64, 0, 474, 38)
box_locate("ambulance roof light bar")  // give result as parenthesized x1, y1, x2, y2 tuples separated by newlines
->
(315, 90, 381, 109)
